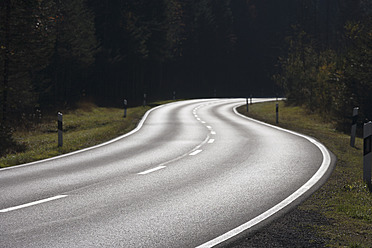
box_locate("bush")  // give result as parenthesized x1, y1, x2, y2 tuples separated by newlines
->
(275, 18, 371, 134)
(0, 123, 25, 157)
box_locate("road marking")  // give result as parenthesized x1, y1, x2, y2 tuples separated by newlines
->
(0, 99, 219, 172)
(201, 121, 206, 124)
(206, 126, 212, 129)
(0, 195, 68, 213)
(211, 131, 216, 135)
(138, 166, 166, 175)
(208, 139, 215, 144)
(0, 102, 169, 172)
(195, 103, 333, 248)
(189, 150, 202, 156)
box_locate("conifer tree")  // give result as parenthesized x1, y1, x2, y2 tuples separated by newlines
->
(0, 0, 56, 121)
(46, 0, 97, 106)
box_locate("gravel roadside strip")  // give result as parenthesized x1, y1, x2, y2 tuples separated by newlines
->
(226, 207, 331, 247)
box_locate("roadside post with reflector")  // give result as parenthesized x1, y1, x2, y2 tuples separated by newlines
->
(363, 121, 372, 188)
(58, 112, 63, 147)
(124, 99, 128, 118)
(350, 107, 359, 147)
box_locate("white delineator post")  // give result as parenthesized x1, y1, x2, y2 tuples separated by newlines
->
(173, 91, 176, 100)
(363, 122, 372, 188)
(276, 103, 279, 124)
(246, 98, 249, 112)
(350, 107, 359, 147)
(124, 99, 127, 118)
(58, 112, 63, 147)
(143, 93, 147, 107)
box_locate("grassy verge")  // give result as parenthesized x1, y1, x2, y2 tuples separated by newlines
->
(237, 101, 372, 247)
(0, 101, 173, 168)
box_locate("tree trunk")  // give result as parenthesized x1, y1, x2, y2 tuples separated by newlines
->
(2, 0, 10, 122)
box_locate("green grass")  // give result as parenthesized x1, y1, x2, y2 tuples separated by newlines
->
(0, 101, 176, 168)
(237, 101, 372, 247)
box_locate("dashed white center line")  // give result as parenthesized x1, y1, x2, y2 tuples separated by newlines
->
(201, 121, 206, 124)
(211, 131, 216, 135)
(208, 139, 215, 144)
(189, 150, 202, 156)
(0, 195, 68, 213)
(206, 126, 212, 129)
(138, 166, 166, 175)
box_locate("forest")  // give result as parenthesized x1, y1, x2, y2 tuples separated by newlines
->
(1, 0, 371, 131)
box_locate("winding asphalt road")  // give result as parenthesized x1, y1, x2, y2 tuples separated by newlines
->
(0, 98, 333, 247)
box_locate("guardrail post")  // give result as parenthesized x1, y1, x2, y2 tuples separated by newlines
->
(350, 107, 359, 147)
(363, 121, 372, 189)
(276, 103, 279, 124)
(58, 112, 63, 147)
(123, 99, 127, 118)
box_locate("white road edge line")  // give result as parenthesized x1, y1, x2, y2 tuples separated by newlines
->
(0, 99, 218, 172)
(138, 166, 167, 175)
(0, 195, 68, 213)
(195, 102, 332, 248)
(189, 150, 202, 156)
(0, 104, 165, 171)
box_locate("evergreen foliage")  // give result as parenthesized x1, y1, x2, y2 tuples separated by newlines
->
(0, 0, 371, 141)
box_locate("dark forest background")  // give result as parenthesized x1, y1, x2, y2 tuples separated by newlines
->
(1, 0, 371, 130)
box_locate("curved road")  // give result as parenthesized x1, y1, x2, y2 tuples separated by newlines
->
(0, 99, 333, 247)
